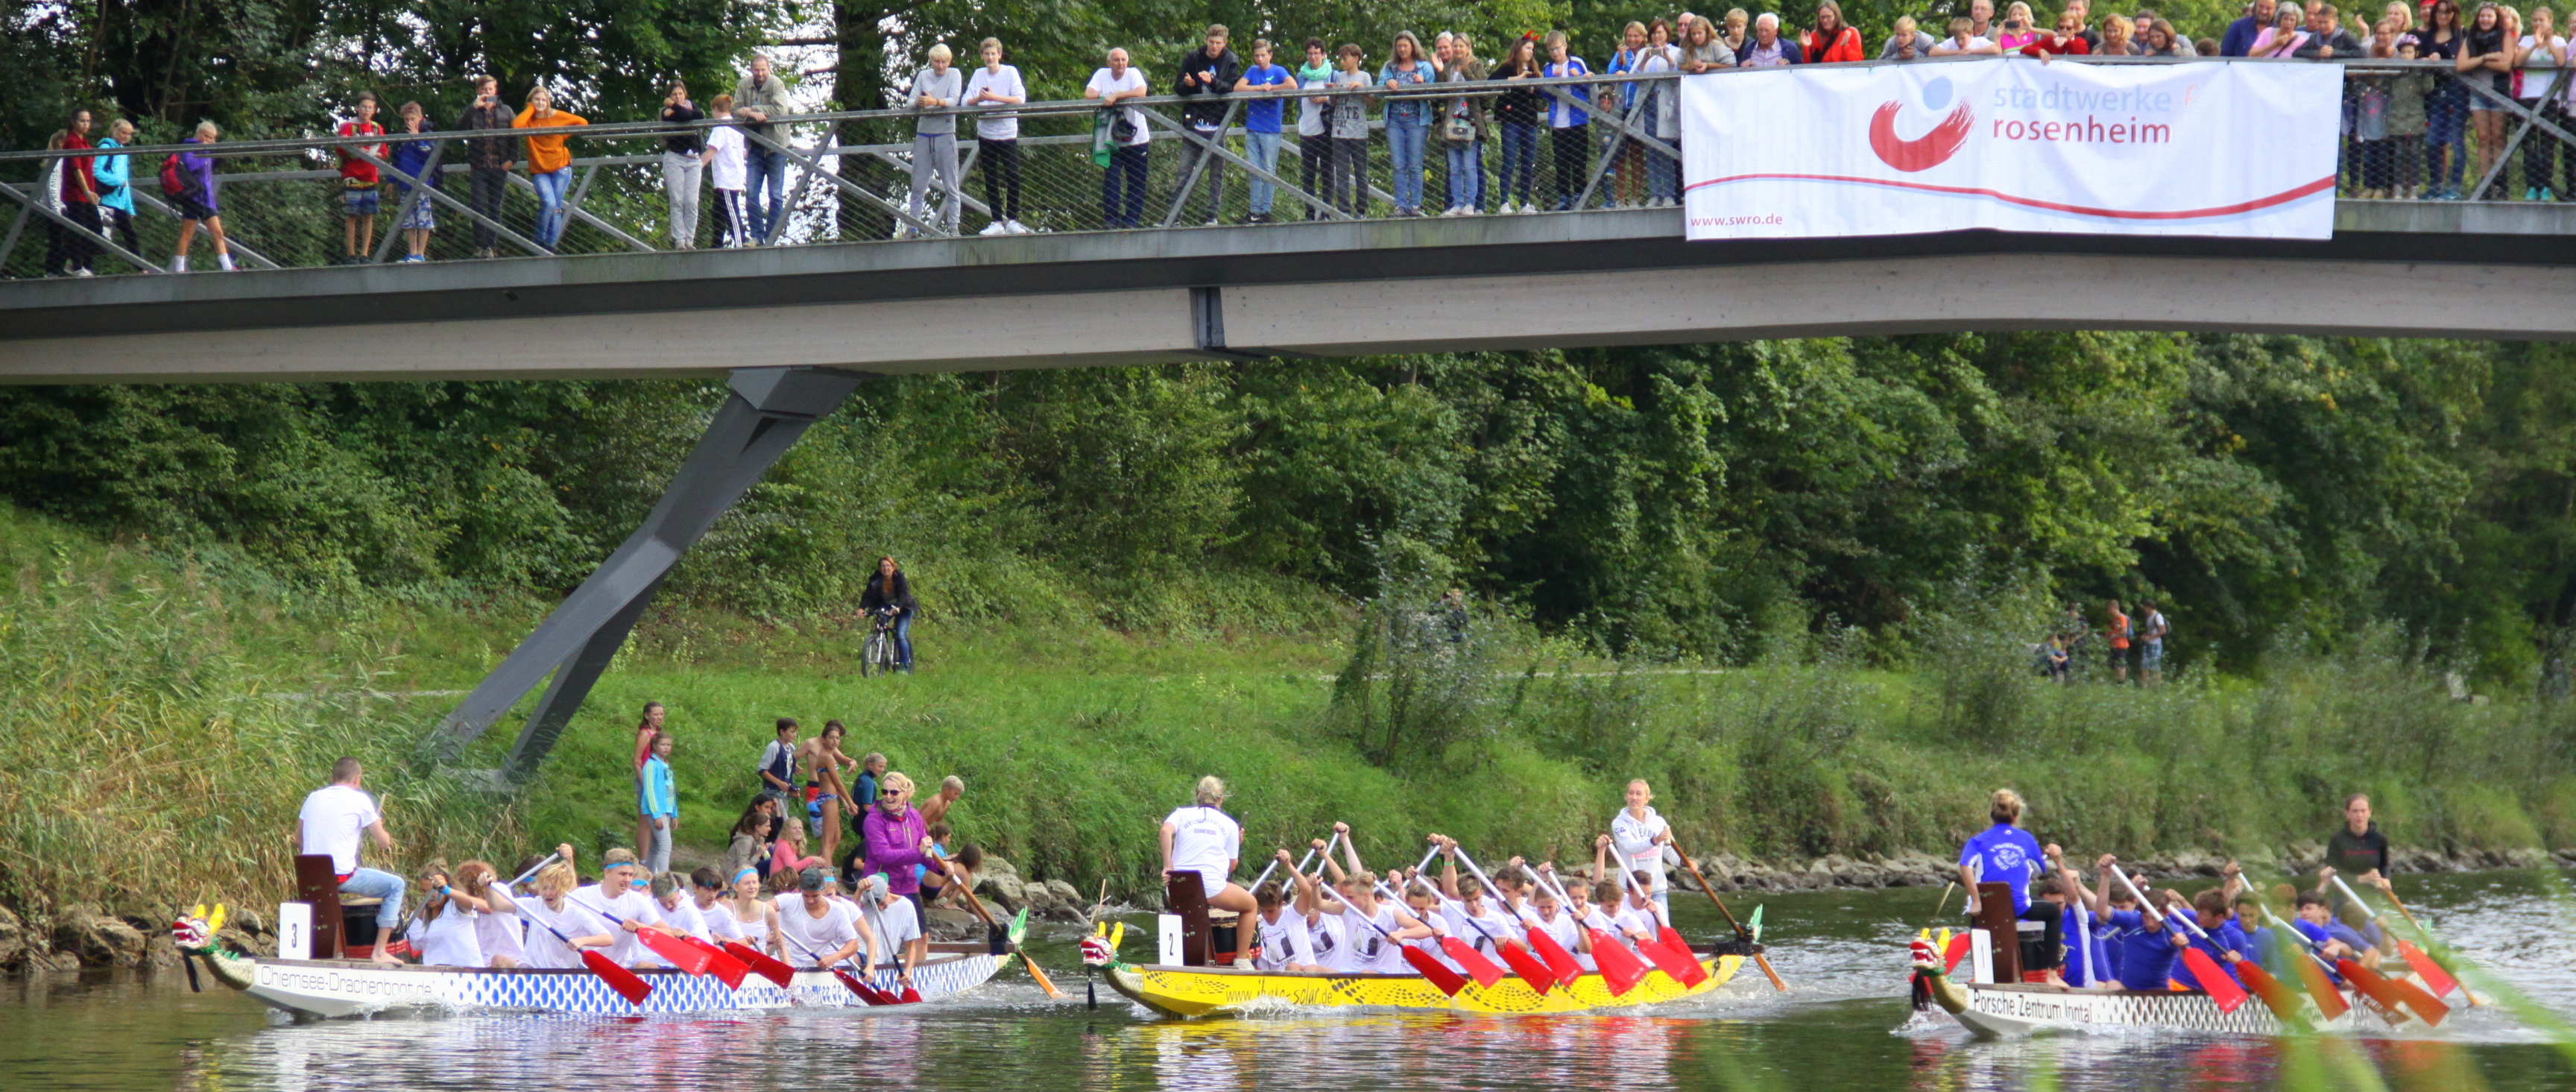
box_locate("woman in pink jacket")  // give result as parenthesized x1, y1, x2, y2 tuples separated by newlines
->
(862, 771, 935, 917)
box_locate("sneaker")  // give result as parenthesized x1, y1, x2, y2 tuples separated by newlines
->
(2545, 188, 2560, 201)
(72, 268, 94, 277)
(1204, 218, 1220, 227)
(2528, 187, 2543, 202)
(1007, 219, 1031, 234)
(172, 256, 189, 273)
(979, 221, 1007, 236)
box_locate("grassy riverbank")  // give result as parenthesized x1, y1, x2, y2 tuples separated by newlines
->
(8, 501, 2576, 960)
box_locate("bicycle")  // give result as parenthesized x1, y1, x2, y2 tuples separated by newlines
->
(860, 607, 903, 677)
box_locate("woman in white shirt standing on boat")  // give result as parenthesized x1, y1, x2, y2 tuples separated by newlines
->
(1609, 779, 1679, 918)
(1161, 776, 1258, 929)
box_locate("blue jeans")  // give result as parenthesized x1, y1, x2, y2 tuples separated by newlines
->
(1388, 122, 1429, 211)
(1445, 139, 1484, 211)
(1246, 130, 1283, 213)
(339, 867, 406, 930)
(531, 167, 572, 248)
(1103, 144, 1148, 227)
(1499, 121, 1539, 206)
(744, 147, 789, 241)
(1647, 136, 1679, 203)
(894, 611, 915, 671)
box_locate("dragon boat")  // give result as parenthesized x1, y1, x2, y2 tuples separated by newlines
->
(173, 906, 1015, 1020)
(1096, 941, 1754, 1018)
(1907, 935, 2422, 1038)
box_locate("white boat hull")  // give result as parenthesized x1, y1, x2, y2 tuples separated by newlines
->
(234, 944, 1007, 1019)
(1945, 981, 2384, 1038)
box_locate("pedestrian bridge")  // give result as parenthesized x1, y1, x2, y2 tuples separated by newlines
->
(5, 60, 2575, 386)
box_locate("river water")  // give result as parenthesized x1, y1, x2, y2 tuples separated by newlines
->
(6, 869, 2573, 1091)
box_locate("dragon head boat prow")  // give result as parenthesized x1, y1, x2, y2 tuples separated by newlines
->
(1908, 930, 1969, 1015)
(172, 903, 258, 992)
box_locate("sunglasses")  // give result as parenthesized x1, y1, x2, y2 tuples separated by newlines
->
(879, 789, 903, 798)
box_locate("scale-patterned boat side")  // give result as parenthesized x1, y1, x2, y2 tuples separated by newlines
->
(1942, 980, 2370, 1037)
(1103, 951, 1743, 1017)
(192, 943, 1006, 1019)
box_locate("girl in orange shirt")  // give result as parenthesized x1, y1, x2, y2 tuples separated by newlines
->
(514, 86, 588, 249)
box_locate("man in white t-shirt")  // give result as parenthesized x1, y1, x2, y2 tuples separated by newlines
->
(774, 867, 877, 973)
(859, 872, 926, 993)
(571, 848, 666, 968)
(295, 757, 405, 965)
(1084, 47, 1153, 227)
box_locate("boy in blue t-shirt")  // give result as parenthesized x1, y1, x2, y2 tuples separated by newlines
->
(2105, 889, 2188, 991)
(2183, 887, 2253, 985)
(1233, 40, 1294, 222)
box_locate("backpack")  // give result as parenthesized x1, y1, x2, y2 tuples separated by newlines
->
(160, 152, 190, 198)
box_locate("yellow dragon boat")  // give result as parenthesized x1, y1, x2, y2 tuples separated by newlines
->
(1102, 947, 1746, 1017)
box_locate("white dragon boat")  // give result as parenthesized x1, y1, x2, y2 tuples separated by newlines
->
(173, 906, 1014, 1019)
(1907, 935, 2416, 1038)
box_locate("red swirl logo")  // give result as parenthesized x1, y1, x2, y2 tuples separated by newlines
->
(1869, 100, 1974, 173)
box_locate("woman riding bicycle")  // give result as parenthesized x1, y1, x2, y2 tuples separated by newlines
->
(860, 555, 918, 672)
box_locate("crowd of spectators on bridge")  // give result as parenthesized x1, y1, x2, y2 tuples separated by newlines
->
(19, 0, 2574, 274)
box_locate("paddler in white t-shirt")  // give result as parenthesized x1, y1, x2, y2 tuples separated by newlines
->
(572, 848, 667, 968)
(1313, 824, 1438, 973)
(774, 866, 879, 974)
(1609, 779, 1680, 918)
(1430, 836, 1528, 961)
(1161, 775, 1257, 964)
(1253, 849, 1324, 971)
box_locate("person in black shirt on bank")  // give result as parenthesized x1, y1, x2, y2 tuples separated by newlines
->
(660, 79, 706, 248)
(2323, 793, 2392, 901)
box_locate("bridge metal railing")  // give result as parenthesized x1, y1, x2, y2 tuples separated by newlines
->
(1, 57, 2568, 280)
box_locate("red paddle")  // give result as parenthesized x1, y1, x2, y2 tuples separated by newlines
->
(781, 932, 888, 1005)
(723, 940, 798, 988)
(1349, 886, 1469, 997)
(2396, 938, 2460, 1000)
(1613, 862, 1708, 986)
(2235, 957, 2305, 1024)
(572, 896, 717, 977)
(1530, 868, 1649, 997)
(2108, 867, 2247, 1014)
(1448, 848, 1568, 994)
(528, 915, 653, 1006)
(2350, 959, 2450, 1026)
(2294, 947, 2353, 1019)
(1439, 935, 1509, 988)
(681, 935, 749, 989)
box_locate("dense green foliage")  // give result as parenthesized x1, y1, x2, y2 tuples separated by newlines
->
(9, 336, 2576, 684)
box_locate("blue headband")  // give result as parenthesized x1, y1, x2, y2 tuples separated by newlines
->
(734, 868, 760, 884)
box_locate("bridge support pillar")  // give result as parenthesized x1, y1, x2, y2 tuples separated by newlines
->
(421, 366, 868, 780)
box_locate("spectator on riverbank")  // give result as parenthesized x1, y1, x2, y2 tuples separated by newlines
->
(632, 701, 664, 871)
(1241, 39, 1297, 222)
(1328, 43, 1374, 215)
(2249, 2, 2311, 56)
(2137, 601, 2168, 682)
(660, 79, 704, 248)
(759, 717, 800, 801)
(1883, 15, 1939, 57)
(1541, 32, 1591, 211)
(2516, 10, 2565, 201)
(735, 54, 792, 244)
(1493, 36, 1544, 213)
(1295, 40, 1334, 218)
(859, 556, 918, 672)
(642, 732, 678, 874)
(170, 121, 233, 272)
(58, 109, 101, 277)
(1996, 1, 2044, 48)
(1933, 15, 2006, 53)
(1805, 1, 1869, 60)
(2222, 0, 2281, 53)
(336, 92, 385, 263)
(1382, 31, 1435, 218)
(2294, 3, 2363, 54)
(457, 75, 514, 259)
(967, 38, 1029, 235)
(1086, 47, 1152, 228)
(298, 758, 405, 966)
(2103, 599, 2131, 683)
(1721, 7, 1754, 51)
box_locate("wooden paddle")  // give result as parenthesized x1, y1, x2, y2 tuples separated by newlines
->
(2331, 874, 2472, 1007)
(1453, 848, 1570, 993)
(1614, 862, 1709, 986)
(1670, 840, 1789, 992)
(937, 850, 1064, 999)
(1532, 868, 1651, 997)
(2109, 865, 2250, 1014)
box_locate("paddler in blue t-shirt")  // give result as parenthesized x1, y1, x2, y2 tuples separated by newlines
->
(2098, 883, 2191, 991)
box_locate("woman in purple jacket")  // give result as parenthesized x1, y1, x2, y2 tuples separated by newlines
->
(172, 120, 236, 272)
(861, 771, 935, 917)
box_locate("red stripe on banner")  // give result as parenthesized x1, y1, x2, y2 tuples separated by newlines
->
(1683, 173, 2337, 221)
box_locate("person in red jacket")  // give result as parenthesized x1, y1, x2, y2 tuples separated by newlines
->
(1805, 1, 1869, 61)
(2022, 11, 2097, 56)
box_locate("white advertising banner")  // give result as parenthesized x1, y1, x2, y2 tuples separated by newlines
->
(1682, 59, 2340, 240)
